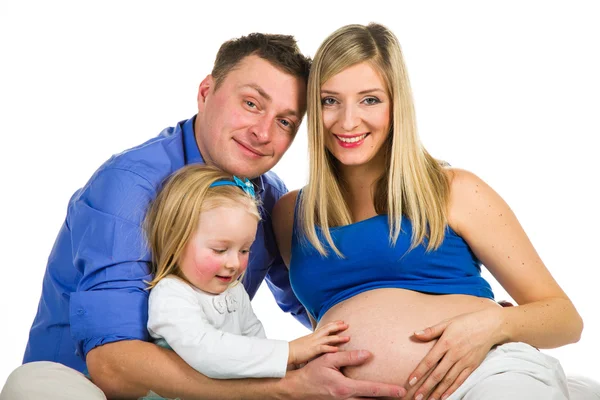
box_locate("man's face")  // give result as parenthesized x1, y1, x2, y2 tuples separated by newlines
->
(195, 55, 307, 178)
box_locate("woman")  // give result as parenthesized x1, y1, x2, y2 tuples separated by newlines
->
(273, 23, 583, 400)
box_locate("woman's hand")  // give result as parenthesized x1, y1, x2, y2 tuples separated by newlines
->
(408, 308, 506, 400)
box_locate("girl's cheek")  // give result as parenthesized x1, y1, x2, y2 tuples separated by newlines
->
(240, 256, 250, 271)
(193, 253, 222, 277)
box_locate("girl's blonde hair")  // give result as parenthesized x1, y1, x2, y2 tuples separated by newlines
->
(144, 164, 260, 289)
(301, 23, 450, 257)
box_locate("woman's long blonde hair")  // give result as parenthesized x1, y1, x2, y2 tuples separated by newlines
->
(301, 23, 450, 257)
(144, 164, 260, 289)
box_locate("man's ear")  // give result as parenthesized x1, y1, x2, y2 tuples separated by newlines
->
(197, 75, 214, 111)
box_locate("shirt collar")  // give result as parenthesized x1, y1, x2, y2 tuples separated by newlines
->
(183, 115, 204, 165)
(252, 175, 265, 196)
(183, 114, 265, 196)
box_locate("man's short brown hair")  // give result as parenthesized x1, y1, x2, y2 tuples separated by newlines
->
(212, 33, 311, 89)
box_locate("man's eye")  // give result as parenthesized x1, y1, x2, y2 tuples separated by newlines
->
(245, 101, 256, 108)
(280, 119, 291, 128)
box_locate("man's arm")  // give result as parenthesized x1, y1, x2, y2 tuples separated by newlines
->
(88, 341, 405, 400)
(79, 170, 404, 398)
(87, 340, 281, 399)
(264, 260, 311, 329)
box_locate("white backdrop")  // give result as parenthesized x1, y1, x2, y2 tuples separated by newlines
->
(1, 0, 599, 390)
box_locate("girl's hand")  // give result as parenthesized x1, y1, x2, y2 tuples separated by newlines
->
(408, 308, 505, 400)
(289, 321, 350, 365)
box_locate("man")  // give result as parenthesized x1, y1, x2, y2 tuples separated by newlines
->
(0, 33, 406, 399)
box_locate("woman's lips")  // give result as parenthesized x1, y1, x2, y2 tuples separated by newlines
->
(335, 133, 369, 148)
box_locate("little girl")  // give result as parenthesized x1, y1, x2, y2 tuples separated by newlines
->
(144, 164, 349, 381)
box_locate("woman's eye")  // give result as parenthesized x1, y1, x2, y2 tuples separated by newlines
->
(363, 97, 381, 105)
(321, 97, 336, 106)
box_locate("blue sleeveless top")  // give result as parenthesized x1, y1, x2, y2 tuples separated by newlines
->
(290, 201, 494, 322)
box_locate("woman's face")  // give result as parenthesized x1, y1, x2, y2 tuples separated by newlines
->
(320, 62, 391, 170)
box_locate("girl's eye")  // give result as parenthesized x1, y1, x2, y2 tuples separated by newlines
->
(212, 249, 227, 254)
(321, 97, 337, 106)
(240, 249, 250, 254)
(363, 97, 381, 105)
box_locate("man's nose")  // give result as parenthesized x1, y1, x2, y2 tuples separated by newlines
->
(250, 116, 273, 143)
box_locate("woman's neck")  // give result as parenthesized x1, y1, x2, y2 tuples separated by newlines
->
(338, 162, 385, 222)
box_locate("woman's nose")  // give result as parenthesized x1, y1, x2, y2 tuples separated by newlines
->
(341, 105, 360, 132)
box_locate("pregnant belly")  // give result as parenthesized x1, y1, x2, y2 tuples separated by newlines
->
(317, 288, 500, 398)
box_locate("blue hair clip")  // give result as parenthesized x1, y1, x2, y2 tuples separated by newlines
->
(210, 176, 256, 197)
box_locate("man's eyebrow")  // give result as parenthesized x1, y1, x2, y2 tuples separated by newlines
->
(242, 84, 272, 102)
(241, 84, 300, 118)
(321, 88, 386, 95)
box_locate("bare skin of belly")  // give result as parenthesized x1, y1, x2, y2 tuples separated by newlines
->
(317, 288, 501, 400)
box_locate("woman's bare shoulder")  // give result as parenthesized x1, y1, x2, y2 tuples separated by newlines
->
(444, 168, 498, 234)
(273, 189, 300, 221)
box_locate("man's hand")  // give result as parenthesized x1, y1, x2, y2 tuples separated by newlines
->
(283, 350, 406, 399)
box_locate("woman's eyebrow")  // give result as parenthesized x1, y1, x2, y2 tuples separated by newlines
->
(321, 88, 386, 95)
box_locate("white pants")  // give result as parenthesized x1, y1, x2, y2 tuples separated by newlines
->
(0, 361, 106, 400)
(448, 342, 600, 400)
(2, 354, 599, 399)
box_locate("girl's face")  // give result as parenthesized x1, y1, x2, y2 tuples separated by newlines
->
(320, 62, 391, 171)
(179, 204, 258, 294)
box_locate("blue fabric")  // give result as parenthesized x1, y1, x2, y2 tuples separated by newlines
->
(138, 391, 180, 400)
(23, 116, 309, 374)
(290, 197, 495, 322)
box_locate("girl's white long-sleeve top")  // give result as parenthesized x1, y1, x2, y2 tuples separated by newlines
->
(147, 276, 289, 379)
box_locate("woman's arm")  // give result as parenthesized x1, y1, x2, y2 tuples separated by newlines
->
(448, 168, 583, 347)
(408, 168, 583, 400)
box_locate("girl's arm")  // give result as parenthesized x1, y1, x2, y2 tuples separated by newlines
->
(148, 277, 289, 379)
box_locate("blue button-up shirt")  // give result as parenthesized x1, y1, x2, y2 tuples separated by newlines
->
(23, 116, 309, 373)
